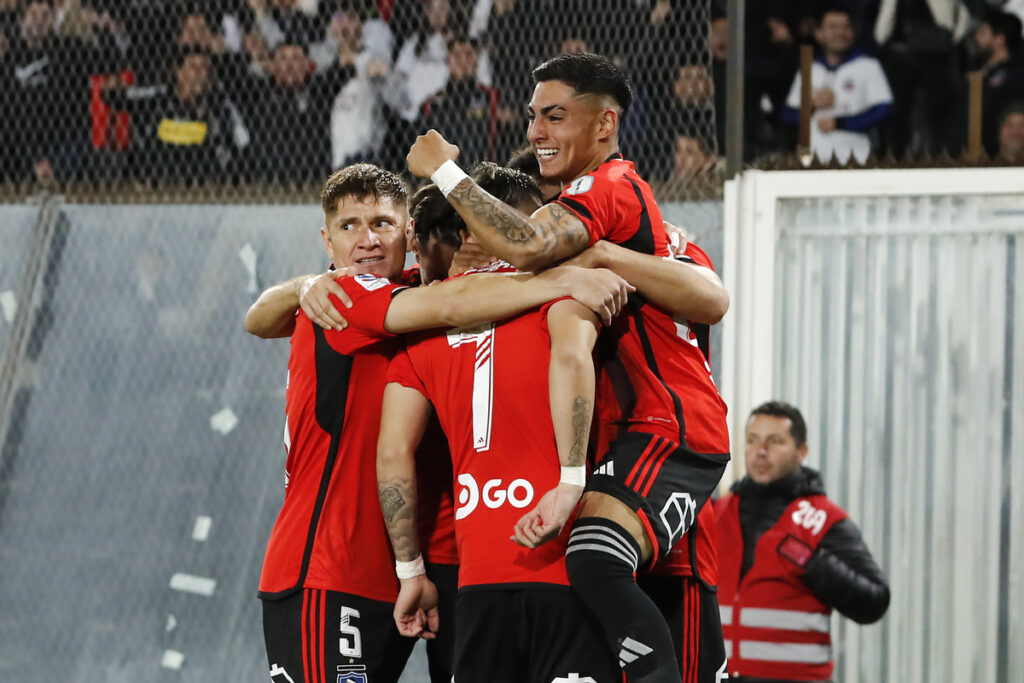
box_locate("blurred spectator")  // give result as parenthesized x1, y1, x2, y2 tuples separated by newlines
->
(971, 11, 1024, 157)
(3, 0, 100, 182)
(380, 0, 453, 166)
(243, 40, 354, 181)
(652, 133, 724, 201)
(783, 5, 893, 164)
(873, 0, 970, 156)
(103, 48, 249, 182)
(709, 11, 728, 155)
(647, 63, 715, 178)
(246, 0, 324, 51)
(997, 104, 1024, 163)
(423, 35, 497, 165)
(309, 4, 393, 169)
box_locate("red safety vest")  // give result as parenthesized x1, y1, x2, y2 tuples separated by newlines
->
(714, 492, 847, 681)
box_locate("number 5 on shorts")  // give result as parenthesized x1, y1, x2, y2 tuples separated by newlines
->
(340, 606, 362, 657)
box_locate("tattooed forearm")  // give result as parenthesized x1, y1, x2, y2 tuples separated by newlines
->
(450, 180, 536, 243)
(448, 180, 590, 266)
(568, 396, 591, 467)
(378, 479, 419, 561)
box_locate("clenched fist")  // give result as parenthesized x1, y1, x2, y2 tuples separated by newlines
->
(406, 129, 460, 179)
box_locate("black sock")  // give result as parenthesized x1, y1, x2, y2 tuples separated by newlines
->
(565, 517, 680, 683)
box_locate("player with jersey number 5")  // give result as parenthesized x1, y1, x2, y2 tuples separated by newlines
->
(245, 163, 634, 683)
(714, 401, 890, 683)
(406, 51, 732, 683)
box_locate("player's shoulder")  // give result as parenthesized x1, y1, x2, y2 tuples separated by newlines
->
(677, 242, 715, 271)
(338, 272, 399, 293)
(561, 155, 640, 199)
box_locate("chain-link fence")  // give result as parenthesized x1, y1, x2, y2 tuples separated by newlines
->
(1, 2, 724, 681)
(0, 0, 722, 197)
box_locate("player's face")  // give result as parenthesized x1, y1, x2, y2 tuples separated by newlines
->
(1001, 112, 1024, 155)
(744, 414, 807, 484)
(527, 80, 608, 184)
(322, 195, 409, 281)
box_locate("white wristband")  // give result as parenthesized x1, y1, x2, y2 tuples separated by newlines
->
(430, 159, 469, 198)
(560, 466, 587, 487)
(395, 554, 425, 580)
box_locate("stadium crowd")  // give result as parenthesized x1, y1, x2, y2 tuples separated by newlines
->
(1, 0, 1023, 190)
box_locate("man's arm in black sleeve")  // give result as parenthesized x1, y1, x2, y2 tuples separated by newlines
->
(802, 518, 891, 624)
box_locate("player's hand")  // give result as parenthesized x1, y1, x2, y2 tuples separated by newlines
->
(448, 235, 496, 276)
(407, 129, 460, 179)
(512, 483, 584, 548)
(545, 265, 634, 326)
(394, 575, 440, 639)
(298, 269, 353, 331)
(817, 116, 837, 133)
(663, 220, 690, 258)
(811, 88, 835, 110)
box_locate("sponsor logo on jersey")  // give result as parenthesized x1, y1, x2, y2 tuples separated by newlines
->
(455, 473, 534, 520)
(551, 675, 598, 683)
(617, 636, 653, 668)
(354, 274, 389, 291)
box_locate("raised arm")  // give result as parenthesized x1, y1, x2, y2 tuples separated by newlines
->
(382, 264, 632, 333)
(244, 270, 354, 338)
(513, 299, 600, 548)
(568, 240, 729, 325)
(376, 382, 439, 639)
(406, 130, 591, 271)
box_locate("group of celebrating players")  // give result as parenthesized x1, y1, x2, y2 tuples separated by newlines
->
(245, 51, 732, 683)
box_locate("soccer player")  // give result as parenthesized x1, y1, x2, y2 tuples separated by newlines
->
(247, 163, 632, 683)
(377, 164, 619, 683)
(406, 52, 731, 683)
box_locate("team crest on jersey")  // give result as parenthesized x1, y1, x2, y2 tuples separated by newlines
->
(354, 274, 389, 291)
(337, 665, 367, 683)
(564, 175, 594, 195)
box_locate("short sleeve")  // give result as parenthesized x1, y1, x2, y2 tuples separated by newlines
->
(385, 346, 430, 399)
(552, 172, 617, 244)
(321, 274, 408, 354)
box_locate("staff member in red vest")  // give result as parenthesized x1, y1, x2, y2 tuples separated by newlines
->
(714, 401, 890, 682)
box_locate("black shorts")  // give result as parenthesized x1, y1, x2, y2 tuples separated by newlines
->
(638, 574, 728, 683)
(588, 432, 729, 560)
(262, 588, 416, 683)
(454, 586, 621, 683)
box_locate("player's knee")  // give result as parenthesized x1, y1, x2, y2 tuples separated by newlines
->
(565, 517, 642, 592)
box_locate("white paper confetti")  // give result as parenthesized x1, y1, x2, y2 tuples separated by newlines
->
(0, 291, 16, 323)
(209, 408, 238, 435)
(165, 614, 177, 633)
(192, 516, 212, 542)
(161, 650, 185, 670)
(238, 243, 257, 294)
(169, 572, 217, 597)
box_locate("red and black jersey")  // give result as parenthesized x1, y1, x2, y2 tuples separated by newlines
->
(259, 273, 410, 602)
(387, 282, 572, 590)
(553, 155, 729, 460)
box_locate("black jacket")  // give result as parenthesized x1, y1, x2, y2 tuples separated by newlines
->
(733, 467, 891, 625)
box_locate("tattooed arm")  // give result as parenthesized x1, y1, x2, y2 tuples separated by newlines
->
(447, 182, 592, 272)
(512, 299, 600, 548)
(376, 382, 439, 639)
(406, 129, 592, 271)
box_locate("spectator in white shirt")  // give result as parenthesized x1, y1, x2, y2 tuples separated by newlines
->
(783, 5, 893, 164)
